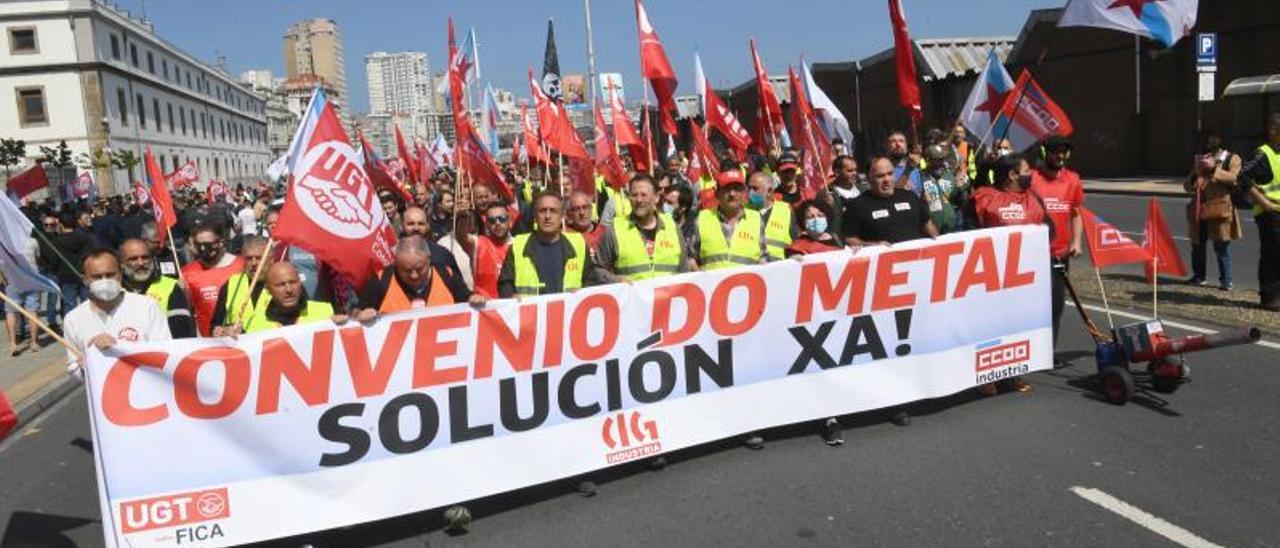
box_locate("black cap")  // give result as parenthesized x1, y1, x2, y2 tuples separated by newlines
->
(1042, 135, 1072, 151)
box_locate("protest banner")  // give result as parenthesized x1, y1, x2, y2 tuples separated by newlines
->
(84, 226, 1052, 547)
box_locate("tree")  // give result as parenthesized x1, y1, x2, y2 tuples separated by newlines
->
(111, 149, 140, 183)
(39, 140, 74, 200)
(0, 138, 25, 181)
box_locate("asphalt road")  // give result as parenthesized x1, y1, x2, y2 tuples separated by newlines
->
(1084, 194, 1262, 291)
(2, 302, 1278, 548)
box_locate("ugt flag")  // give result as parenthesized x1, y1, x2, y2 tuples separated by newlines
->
(1059, 0, 1198, 49)
(993, 70, 1073, 151)
(274, 99, 396, 289)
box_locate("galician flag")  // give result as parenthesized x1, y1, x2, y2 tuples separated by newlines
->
(959, 49, 1025, 147)
(1058, 0, 1198, 48)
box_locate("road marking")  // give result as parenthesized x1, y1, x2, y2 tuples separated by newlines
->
(1070, 487, 1224, 548)
(1119, 230, 1189, 242)
(1077, 303, 1280, 351)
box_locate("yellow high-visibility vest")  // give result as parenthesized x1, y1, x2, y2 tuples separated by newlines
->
(696, 209, 762, 271)
(511, 232, 587, 296)
(614, 213, 682, 280)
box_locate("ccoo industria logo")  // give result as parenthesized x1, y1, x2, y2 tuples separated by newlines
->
(974, 339, 1031, 384)
(601, 411, 662, 464)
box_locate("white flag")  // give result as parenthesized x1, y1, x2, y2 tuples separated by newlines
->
(1059, 0, 1197, 48)
(0, 196, 60, 296)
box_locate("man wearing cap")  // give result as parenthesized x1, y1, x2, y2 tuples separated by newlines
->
(774, 151, 804, 205)
(690, 169, 770, 272)
(920, 144, 963, 234)
(1030, 136, 1085, 352)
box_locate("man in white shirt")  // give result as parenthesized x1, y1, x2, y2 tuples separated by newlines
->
(64, 249, 172, 371)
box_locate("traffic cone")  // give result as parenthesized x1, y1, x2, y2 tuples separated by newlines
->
(0, 389, 17, 440)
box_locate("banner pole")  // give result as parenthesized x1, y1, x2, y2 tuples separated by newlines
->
(165, 226, 186, 287)
(1092, 266, 1115, 330)
(1152, 256, 1158, 318)
(0, 290, 79, 360)
(232, 237, 274, 331)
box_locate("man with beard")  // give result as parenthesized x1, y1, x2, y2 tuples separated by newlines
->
(238, 263, 343, 334)
(401, 206, 432, 239)
(119, 239, 195, 338)
(473, 202, 514, 299)
(885, 130, 922, 195)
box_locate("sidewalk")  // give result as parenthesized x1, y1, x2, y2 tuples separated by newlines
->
(1082, 177, 1186, 197)
(1066, 268, 1279, 335)
(0, 327, 78, 429)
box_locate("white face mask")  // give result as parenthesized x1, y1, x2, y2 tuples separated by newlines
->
(89, 278, 122, 301)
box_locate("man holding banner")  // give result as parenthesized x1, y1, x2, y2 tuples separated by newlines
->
(498, 192, 592, 298)
(63, 249, 170, 369)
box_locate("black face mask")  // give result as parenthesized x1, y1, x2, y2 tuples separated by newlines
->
(1017, 174, 1033, 190)
(195, 243, 221, 262)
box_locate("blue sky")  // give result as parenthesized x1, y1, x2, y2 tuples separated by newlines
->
(115, 0, 1063, 113)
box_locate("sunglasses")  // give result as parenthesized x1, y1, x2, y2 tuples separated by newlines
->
(487, 215, 509, 224)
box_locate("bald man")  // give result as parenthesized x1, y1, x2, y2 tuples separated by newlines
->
(565, 191, 607, 252)
(354, 235, 482, 322)
(402, 206, 431, 239)
(239, 262, 341, 334)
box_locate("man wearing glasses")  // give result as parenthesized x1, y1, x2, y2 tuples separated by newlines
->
(565, 191, 607, 256)
(473, 203, 513, 299)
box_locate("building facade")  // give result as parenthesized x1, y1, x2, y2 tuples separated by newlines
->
(0, 0, 271, 196)
(364, 51, 433, 120)
(238, 69, 295, 158)
(283, 18, 347, 116)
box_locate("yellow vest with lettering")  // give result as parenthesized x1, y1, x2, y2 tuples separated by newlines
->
(144, 276, 178, 312)
(243, 300, 335, 334)
(763, 204, 793, 261)
(697, 209, 763, 271)
(614, 213, 682, 281)
(511, 232, 587, 296)
(1253, 144, 1280, 216)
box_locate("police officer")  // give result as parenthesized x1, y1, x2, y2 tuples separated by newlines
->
(498, 192, 592, 298)
(1241, 112, 1280, 311)
(691, 170, 769, 271)
(595, 174, 690, 283)
(118, 238, 195, 338)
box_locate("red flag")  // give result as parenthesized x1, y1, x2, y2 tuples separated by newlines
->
(4, 165, 50, 199)
(274, 101, 397, 289)
(358, 130, 412, 203)
(145, 148, 177, 247)
(749, 38, 785, 146)
(521, 102, 547, 165)
(0, 389, 16, 440)
(640, 107, 655, 168)
(206, 180, 230, 205)
(702, 77, 752, 154)
(447, 18, 466, 117)
(530, 69, 588, 159)
(788, 67, 832, 200)
(416, 140, 437, 183)
(1142, 198, 1188, 280)
(609, 86, 649, 173)
(999, 70, 1075, 142)
(593, 102, 628, 189)
(456, 111, 514, 202)
(635, 0, 679, 134)
(395, 124, 419, 184)
(888, 0, 922, 125)
(689, 121, 726, 185)
(165, 161, 200, 189)
(132, 181, 150, 206)
(1082, 207, 1151, 268)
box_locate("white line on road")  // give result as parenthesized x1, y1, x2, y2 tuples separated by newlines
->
(1076, 303, 1280, 351)
(1070, 487, 1224, 548)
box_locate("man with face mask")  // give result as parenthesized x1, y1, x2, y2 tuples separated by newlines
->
(920, 144, 962, 234)
(119, 239, 195, 338)
(181, 223, 245, 336)
(746, 171, 795, 261)
(63, 249, 171, 371)
(595, 175, 690, 283)
(209, 236, 273, 337)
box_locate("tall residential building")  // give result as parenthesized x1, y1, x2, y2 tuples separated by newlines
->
(0, 0, 271, 195)
(238, 69, 296, 158)
(282, 18, 347, 114)
(365, 51, 433, 119)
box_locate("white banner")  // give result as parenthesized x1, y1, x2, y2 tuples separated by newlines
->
(84, 226, 1052, 547)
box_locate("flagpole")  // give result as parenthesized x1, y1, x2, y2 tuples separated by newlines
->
(1134, 35, 1141, 116)
(0, 291, 79, 360)
(1092, 266, 1115, 330)
(583, 0, 598, 112)
(230, 238, 273, 332)
(165, 226, 187, 288)
(1152, 256, 1159, 318)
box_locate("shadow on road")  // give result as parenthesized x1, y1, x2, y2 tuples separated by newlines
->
(1, 511, 96, 548)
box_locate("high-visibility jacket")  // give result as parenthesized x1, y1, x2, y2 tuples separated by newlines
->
(511, 232, 587, 296)
(614, 214, 682, 280)
(696, 209, 763, 271)
(243, 300, 334, 334)
(1253, 144, 1280, 216)
(763, 204, 793, 261)
(144, 276, 178, 312)
(222, 273, 270, 328)
(379, 272, 455, 313)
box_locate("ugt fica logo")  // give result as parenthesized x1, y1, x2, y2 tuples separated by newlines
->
(601, 411, 662, 464)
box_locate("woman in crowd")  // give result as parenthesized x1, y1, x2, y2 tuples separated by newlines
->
(785, 199, 842, 257)
(1184, 132, 1242, 290)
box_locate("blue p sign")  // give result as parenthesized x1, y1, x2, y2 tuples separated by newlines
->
(1197, 33, 1217, 66)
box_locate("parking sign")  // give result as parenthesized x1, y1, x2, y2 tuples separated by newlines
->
(1197, 33, 1217, 69)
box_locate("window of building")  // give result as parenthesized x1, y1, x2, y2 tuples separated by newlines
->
(15, 87, 47, 126)
(185, 71, 192, 89)
(137, 94, 146, 128)
(8, 27, 37, 55)
(130, 44, 138, 67)
(153, 98, 161, 132)
(109, 34, 120, 60)
(172, 155, 179, 171)
(179, 108, 186, 135)
(147, 51, 154, 74)
(167, 103, 174, 133)
(162, 59, 169, 79)
(200, 112, 206, 138)
(116, 87, 128, 126)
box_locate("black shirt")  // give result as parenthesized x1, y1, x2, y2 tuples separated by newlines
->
(529, 238, 567, 294)
(841, 189, 931, 244)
